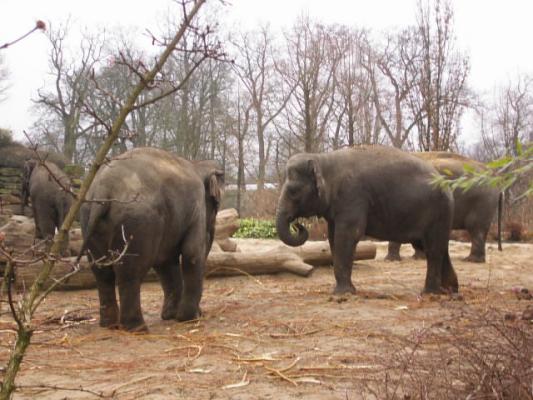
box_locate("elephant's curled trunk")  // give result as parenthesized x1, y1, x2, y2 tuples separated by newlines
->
(276, 209, 309, 247)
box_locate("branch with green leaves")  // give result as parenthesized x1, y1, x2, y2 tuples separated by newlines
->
(432, 142, 532, 201)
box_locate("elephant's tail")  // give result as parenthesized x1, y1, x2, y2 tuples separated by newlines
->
(75, 201, 110, 265)
(497, 191, 503, 251)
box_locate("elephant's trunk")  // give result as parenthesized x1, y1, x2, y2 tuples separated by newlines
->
(276, 208, 308, 247)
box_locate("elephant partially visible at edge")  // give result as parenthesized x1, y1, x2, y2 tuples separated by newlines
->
(385, 152, 502, 263)
(79, 147, 224, 332)
(21, 159, 73, 253)
(276, 145, 458, 295)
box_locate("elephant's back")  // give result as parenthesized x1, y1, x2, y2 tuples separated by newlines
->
(29, 162, 70, 193)
(91, 148, 201, 198)
(86, 147, 204, 233)
(331, 145, 438, 180)
(414, 151, 486, 178)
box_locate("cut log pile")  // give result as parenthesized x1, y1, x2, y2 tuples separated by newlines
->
(0, 208, 377, 290)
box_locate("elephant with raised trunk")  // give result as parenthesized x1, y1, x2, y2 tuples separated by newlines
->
(276, 145, 457, 295)
(80, 148, 224, 332)
(21, 159, 73, 253)
(385, 152, 502, 263)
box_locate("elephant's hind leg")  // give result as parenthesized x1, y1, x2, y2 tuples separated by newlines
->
(464, 227, 488, 263)
(116, 273, 146, 332)
(154, 255, 181, 320)
(176, 226, 205, 322)
(91, 264, 119, 329)
(384, 241, 402, 261)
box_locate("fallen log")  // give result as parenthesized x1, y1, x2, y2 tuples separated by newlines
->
(291, 241, 376, 265)
(206, 247, 313, 278)
(10, 240, 376, 291)
(214, 208, 240, 239)
(216, 238, 239, 252)
(12, 251, 312, 290)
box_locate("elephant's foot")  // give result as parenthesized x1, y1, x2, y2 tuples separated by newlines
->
(384, 254, 402, 262)
(122, 322, 149, 333)
(464, 254, 485, 263)
(119, 318, 148, 332)
(421, 285, 446, 295)
(176, 303, 201, 322)
(422, 283, 458, 295)
(99, 305, 119, 328)
(161, 306, 178, 321)
(333, 282, 356, 295)
(100, 321, 120, 330)
(441, 274, 459, 294)
(412, 251, 426, 260)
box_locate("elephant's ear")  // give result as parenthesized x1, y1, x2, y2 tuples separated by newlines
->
(308, 159, 326, 203)
(22, 159, 37, 185)
(208, 170, 225, 204)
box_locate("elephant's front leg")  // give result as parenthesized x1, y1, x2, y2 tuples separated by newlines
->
(331, 220, 362, 295)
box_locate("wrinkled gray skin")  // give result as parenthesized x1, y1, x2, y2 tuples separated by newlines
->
(79, 148, 224, 332)
(21, 160, 73, 253)
(385, 152, 502, 263)
(276, 146, 457, 295)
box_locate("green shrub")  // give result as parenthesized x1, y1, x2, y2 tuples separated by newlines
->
(0, 128, 13, 147)
(234, 218, 278, 239)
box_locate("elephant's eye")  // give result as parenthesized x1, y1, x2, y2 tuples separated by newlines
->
(287, 185, 300, 198)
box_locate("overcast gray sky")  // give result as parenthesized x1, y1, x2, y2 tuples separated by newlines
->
(1, 0, 532, 141)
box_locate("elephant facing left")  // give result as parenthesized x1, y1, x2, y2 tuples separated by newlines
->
(79, 147, 224, 332)
(21, 159, 74, 254)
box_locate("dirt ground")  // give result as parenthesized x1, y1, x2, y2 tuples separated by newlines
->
(1, 239, 532, 399)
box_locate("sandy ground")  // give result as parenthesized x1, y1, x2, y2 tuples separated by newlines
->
(1, 240, 532, 399)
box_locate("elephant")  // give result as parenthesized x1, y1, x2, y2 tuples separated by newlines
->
(276, 145, 458, 295)
(79, 147, 224, 332)
(385, 152, 502, 263)
(21, 159, 73, 253)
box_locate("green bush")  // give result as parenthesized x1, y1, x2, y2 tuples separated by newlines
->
(234, 218, 278, 239)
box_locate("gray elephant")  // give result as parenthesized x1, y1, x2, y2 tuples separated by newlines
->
(385, 152, 502, 263)
(276, 145, 457, 295)
(21, 159, 73, 253)
(79, 148, 224, 332)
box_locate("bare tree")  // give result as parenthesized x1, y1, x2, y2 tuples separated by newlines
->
(33, 21, 104, 162)
(471, 74, 533, 161)
(333, 27, 383, 147)
(233, 87, 253, 213)
(0, 54, 9, 103)
(493, 74, 533, 155)
(364, 28, 423, 149)
(278, 16, 341, 153)
(232, 26, 291, 189)
(413, 0, 470, 151)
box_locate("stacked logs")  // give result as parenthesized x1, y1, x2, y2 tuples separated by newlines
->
(0, 208, 377, 290)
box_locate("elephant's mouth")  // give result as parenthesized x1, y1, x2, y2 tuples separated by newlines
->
(276, 210, 309, 247)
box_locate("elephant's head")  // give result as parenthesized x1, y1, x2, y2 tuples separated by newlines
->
(194, 160, 225, 254)
(276, 154, 326, 247)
